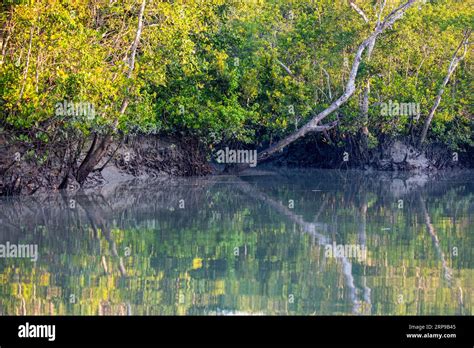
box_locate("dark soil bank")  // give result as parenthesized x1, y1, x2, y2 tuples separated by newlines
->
(1, 131, 473, 196)
(0, 133, 211, 196)
(265, 135, 474, 171)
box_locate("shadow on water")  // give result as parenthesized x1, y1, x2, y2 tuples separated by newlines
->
(0, 169, 472, 315)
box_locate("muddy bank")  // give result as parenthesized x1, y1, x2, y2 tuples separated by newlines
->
(1, 129, 473, 197)
(0, 133, 211, 196)
(264, 136, 474, 171)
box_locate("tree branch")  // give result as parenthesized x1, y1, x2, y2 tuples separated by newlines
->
(257, 0, 417, 163)
(17, 25, 34, 103)
(117, 0, 147, 122)
(418, 29, 471, 146)
(276, 58, 293, 75)
(349, 1, 369, 24)
(76, 0, 147, 185)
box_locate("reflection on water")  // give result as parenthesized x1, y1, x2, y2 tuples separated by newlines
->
(0, 169, 472, 315)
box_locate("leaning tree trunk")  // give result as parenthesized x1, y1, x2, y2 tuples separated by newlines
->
(418, 29, 471, 147)
(257, 0, 417, 163)
(75, 0, 147, 186)
(76, 133, 113, 184)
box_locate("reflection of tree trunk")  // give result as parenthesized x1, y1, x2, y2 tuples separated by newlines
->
(417, 193, 452, 284)
(233, 177, 363, 314)
(17, 282, 26, 315)
(358, 193, 372, 314)
(418, 193, 467, 313)
(76, 193, 127, 277)
(233, 177, 328, 238)
(313, 195, 328, 223)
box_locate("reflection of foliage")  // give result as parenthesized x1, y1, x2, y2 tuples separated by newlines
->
(0, 172, 472, 315)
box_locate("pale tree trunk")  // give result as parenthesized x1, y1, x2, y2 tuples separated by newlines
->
(358, 38, 374, 159)
(349, 1, 369, 24)
(0, 10, 13, 65)
(418, 30, 471, 147)
(17, 25, 34, 103)
(352, 0, 385, 158)
(76, 0, 147, 185)
(257, 0, 417, 163)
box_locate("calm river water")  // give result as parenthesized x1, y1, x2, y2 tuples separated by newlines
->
(0, 169, 472, 315)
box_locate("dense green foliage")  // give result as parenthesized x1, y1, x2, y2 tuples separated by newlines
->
(0, 0, 472, 151)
